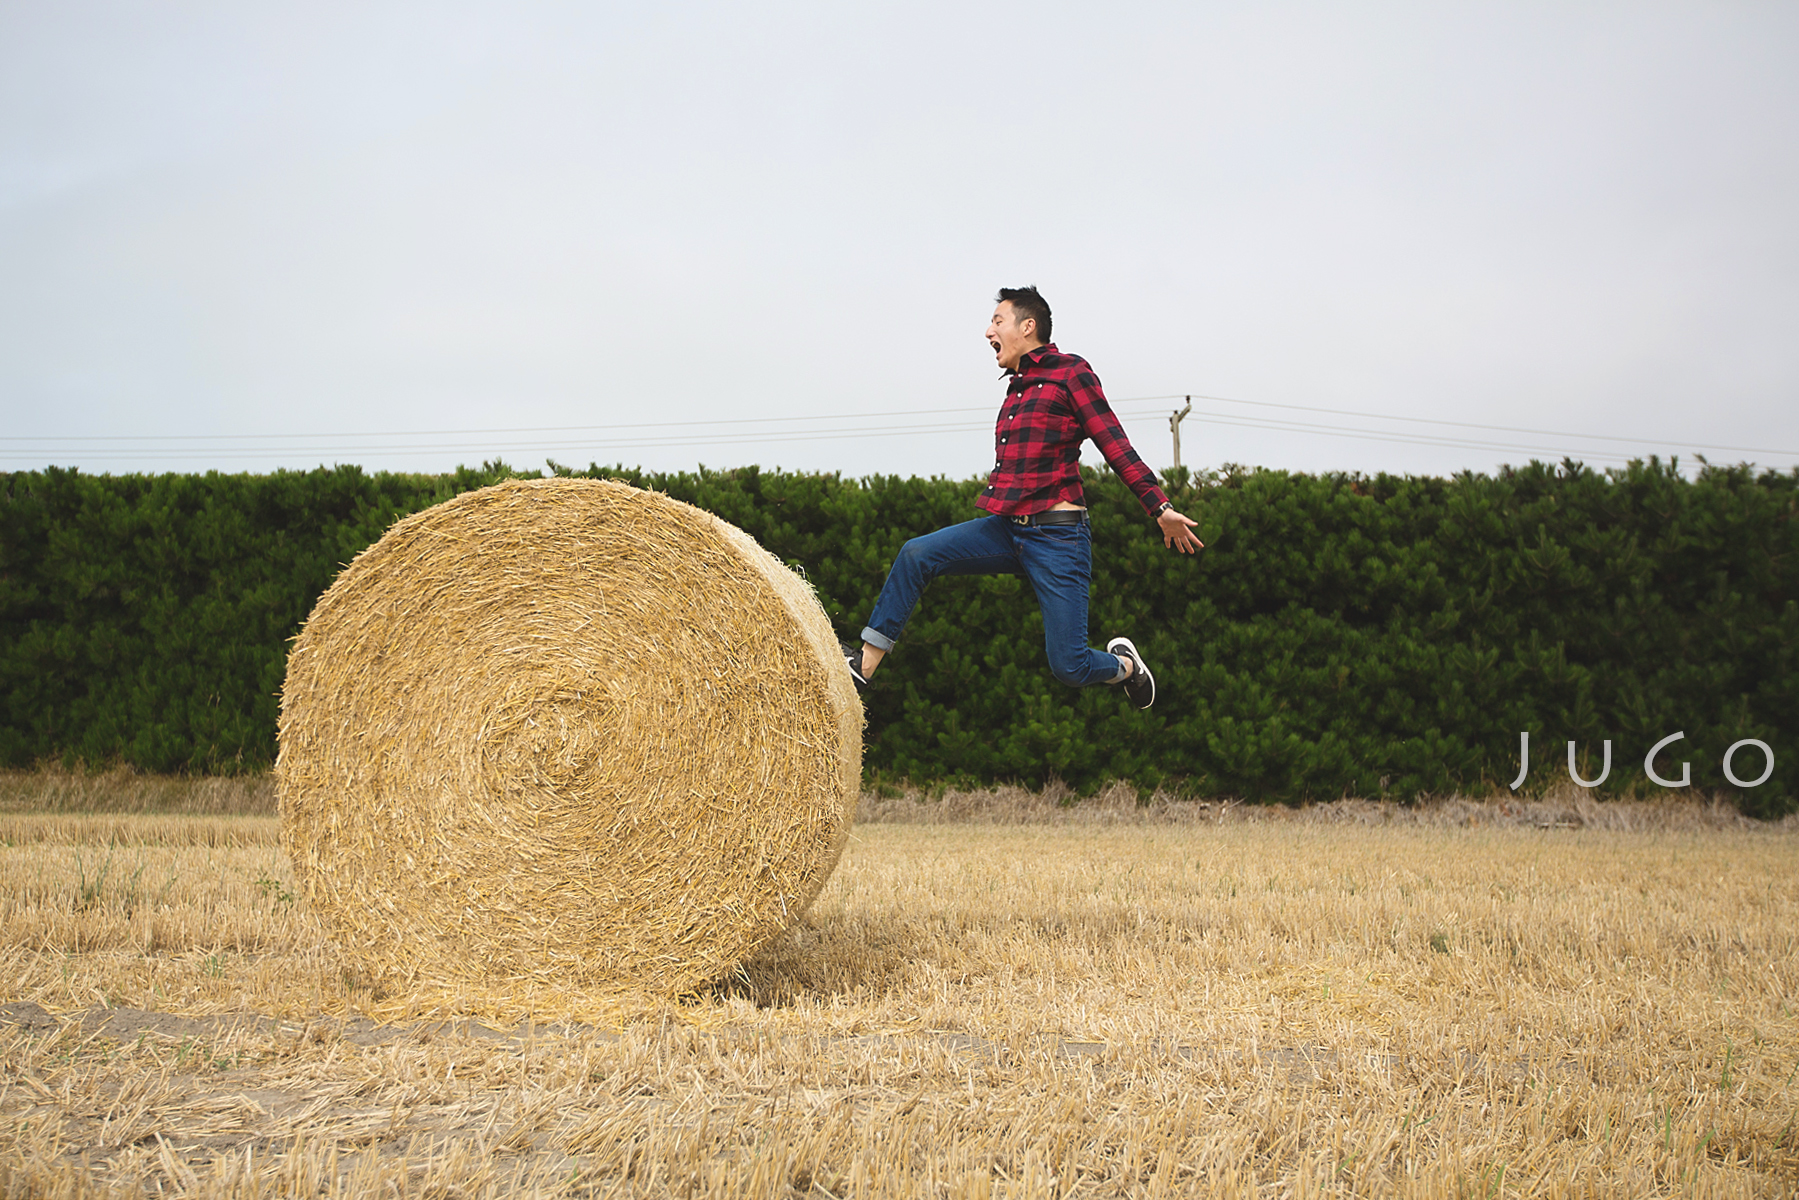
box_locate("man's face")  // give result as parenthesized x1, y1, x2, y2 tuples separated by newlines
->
(985, 301, 1041, 372)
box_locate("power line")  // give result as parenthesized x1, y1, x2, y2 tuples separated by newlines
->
(8, 391, 1794, 457)
(3, 392, 1794, 469)
(0, 421, 1001, 463)
(0, 420, 1702, 470)
(0, 404, 1004, 443)
(1180, 411, 1646, 463)
(1174, 393, 1799, 457)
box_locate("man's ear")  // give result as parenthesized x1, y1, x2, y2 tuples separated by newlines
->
(1018, 317, 1036, 341)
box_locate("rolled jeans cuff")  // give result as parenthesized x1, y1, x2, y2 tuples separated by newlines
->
(1106, 655, 1130, 685)
(859, 626, 896, 652)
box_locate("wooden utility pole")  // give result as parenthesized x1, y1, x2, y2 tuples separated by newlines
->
(1170, 397, 1193, 469)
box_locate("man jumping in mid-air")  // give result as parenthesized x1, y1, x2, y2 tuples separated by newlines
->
(843, 286, 1202, 709)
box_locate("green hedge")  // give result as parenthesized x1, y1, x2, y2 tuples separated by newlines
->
(2, 459, 1794, 813)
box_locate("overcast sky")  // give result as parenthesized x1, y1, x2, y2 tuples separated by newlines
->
(3, 1, 1796, 482)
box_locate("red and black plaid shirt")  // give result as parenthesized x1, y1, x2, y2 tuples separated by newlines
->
(976, 343, 1170, 518)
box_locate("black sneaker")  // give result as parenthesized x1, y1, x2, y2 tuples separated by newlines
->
(1106, 636, 1155, 710)
(841, 643, 872, 693)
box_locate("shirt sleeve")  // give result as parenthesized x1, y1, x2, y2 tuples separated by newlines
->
(1069, 369, 1171, 517)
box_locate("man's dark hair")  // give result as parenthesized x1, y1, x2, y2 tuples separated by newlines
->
(997, 286, 1052, 344)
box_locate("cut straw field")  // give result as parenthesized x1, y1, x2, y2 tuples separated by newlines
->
(1, 775, 1796, 1197)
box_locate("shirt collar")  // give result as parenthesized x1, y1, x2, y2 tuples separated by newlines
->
(1001, 342, 1057, 378)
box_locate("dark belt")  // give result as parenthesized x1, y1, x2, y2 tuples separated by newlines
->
(1009, 508, 1087, 527)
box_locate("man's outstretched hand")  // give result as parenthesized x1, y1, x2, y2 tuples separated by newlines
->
(1158, 507, 1204, 553)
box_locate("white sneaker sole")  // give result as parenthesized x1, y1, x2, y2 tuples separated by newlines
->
(1105, 636, 1155, 709)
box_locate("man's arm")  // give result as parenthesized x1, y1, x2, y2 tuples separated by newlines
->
(1070, 371, 1204, 553)
(1151, 500, 1204, 554)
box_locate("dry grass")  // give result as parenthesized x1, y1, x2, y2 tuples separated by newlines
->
(0, 768, 276, 817)
(1, 781, 1796, 1196)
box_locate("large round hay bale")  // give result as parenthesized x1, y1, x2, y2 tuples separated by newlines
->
(275, 477, 861, 995)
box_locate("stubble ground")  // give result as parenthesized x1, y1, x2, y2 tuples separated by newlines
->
(1, 771, 1795, 1197)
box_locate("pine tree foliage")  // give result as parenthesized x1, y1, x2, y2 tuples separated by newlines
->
(2, 458, 1793, 812)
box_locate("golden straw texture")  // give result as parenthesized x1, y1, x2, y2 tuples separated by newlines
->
(275, 477, 861, 995)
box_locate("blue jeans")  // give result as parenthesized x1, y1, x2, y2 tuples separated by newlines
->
(860, 515, 1127, 688)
